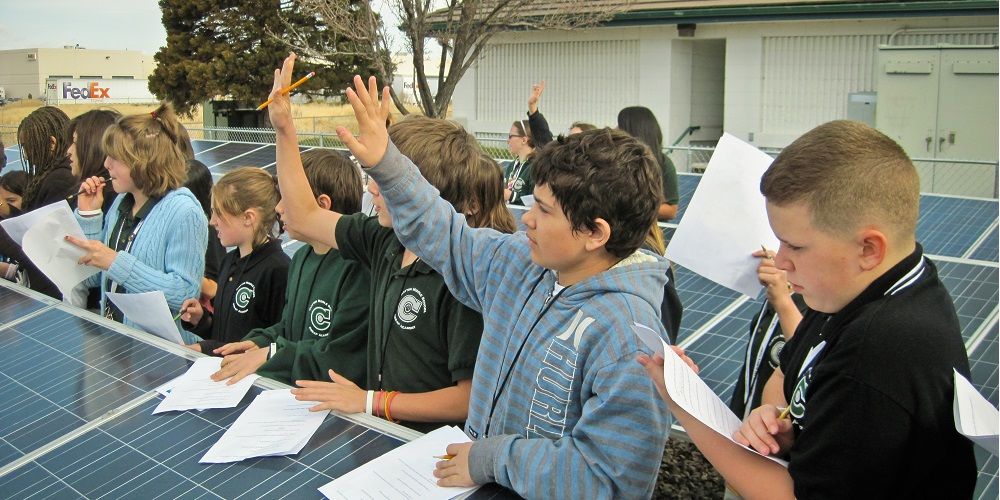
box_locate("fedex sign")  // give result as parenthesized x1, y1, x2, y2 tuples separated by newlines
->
(63, 82, 110, 100)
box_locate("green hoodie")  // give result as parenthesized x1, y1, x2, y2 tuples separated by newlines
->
(244, 245, 370, 385)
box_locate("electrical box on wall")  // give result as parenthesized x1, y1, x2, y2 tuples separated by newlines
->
(847, 92, 877, 127)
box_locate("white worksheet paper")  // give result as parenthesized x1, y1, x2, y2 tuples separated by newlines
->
(318, 425, 479, 500)
(105, 290, 184, 344)
(201, 389, 328, 463)
(153, 357, 258, 414)
(0, 200, 68, 245)
(666, 133, 778, 297)
(20, 204, 99, 297)
(953, 369, 999, 455)
(652, 331, 788, 467)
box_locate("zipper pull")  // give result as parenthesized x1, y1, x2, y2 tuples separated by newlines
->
(543, 292, 553, 304)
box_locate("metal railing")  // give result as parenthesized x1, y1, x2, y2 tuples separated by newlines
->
(2, 124, 996, 199)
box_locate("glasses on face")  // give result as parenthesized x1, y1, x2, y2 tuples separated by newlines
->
(508, 134, 524, 140)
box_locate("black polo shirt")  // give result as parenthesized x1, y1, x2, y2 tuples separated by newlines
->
(104, 194, 159, 321)
(336, 213, 483, 432)
(779, 245, 976, 498)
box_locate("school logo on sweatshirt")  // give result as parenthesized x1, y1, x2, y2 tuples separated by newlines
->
(394, 287, 426, 331)
(232, 282, 255, 314)
(308, 299, 332, 337)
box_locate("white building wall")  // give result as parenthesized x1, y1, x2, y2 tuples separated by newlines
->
(0, 48, 154, 100)
(451, 15, 997, 150)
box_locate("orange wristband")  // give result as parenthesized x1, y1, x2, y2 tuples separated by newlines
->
(385, 391, 400, 423)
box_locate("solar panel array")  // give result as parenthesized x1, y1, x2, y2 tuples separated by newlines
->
(1, 139, 996, 498)
(0, 283, 519, 499)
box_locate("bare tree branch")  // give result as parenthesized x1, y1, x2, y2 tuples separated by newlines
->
(279, 0, 631, 118)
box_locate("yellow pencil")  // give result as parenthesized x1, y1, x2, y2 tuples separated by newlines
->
(256, 71, 316, 110)
(434, 454, 455, 460)
(778, 406, 791, 420)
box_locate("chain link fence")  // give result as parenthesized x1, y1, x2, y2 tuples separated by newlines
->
(2, 124, 996, 198)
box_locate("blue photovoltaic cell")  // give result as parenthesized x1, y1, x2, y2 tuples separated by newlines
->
(975, 449, 998, 500)
(0, 390, 405, 500)
(0, 285, 51, 326)
(969, 322, 998, 409)
(934, 260, 999, 344)
(208, 144, 276, 175)
(194, 142, 262, 168)
(918, 196, 999, 258)
(3, 146, 21, 174)
(674, 173, 700, 222)
(190, 139, 226, 154)
(969, 226, 999, 263)
(682, 299, 761, 404)
(0, 309, 190, 462)
(673, 265, 744, 343)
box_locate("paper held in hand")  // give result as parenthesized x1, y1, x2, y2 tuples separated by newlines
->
(19, 203, 99, 298)
(633, 324, 788, 467)
(665, 133, 779, 297)
(106, 290, 185, 344)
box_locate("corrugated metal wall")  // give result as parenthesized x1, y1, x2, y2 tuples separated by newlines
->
(474, 39, 640, 128)
(760, 31, 998, 135)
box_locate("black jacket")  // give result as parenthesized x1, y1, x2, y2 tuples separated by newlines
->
(186, 238, 290, 354)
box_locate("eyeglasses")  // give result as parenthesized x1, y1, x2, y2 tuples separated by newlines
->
(508, 134, 525, 140)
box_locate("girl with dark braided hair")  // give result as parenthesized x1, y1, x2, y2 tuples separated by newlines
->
(0, 106, 78, 299)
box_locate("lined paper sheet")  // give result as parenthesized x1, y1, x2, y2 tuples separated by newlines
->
(201, 389, 329, 463)
(649, 329, 788, 467)
(954, 369, 999, 456)
(319, 426, 479, 500)
(153, 357, 257, 414)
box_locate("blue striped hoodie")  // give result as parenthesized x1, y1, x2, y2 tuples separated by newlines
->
(368, 142, 672, 498)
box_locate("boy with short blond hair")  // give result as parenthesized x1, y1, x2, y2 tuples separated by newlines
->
(640, 120, 976, 499)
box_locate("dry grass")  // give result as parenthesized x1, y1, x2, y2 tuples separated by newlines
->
(0, 99, 429, 145)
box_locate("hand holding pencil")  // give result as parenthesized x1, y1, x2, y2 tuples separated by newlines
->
(264, 53, 305, 132)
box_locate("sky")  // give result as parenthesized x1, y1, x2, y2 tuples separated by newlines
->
(0, 0, 409, 56)
(0, 0, 168, 55)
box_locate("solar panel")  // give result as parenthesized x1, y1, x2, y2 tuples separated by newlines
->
(673, 265, 745, 343)
(918, 196, 999, 258)
(208, 144, 276, 175)
(0, 283, 521, 499)
(0, 389, 407, 499)
(0, 285, 54, 326)
(968, 225, 999, 263)
(0, 308, 191, 462)
(934, 260, 1000, 345)
(674, 173, 700, 222)
(2, 145, 21, 174)
(194, 142, 264, 169)
(680, 299, 761, 403)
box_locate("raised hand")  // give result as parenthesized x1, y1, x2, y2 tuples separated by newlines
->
(335, 75, 392, 168)
(267, 53, 297, 132)
(527, 80, 546, 114)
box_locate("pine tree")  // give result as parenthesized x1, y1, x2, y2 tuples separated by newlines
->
(150, 0, 369, 115)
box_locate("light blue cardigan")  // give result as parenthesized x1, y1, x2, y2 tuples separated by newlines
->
(76, 187, 208, 330)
